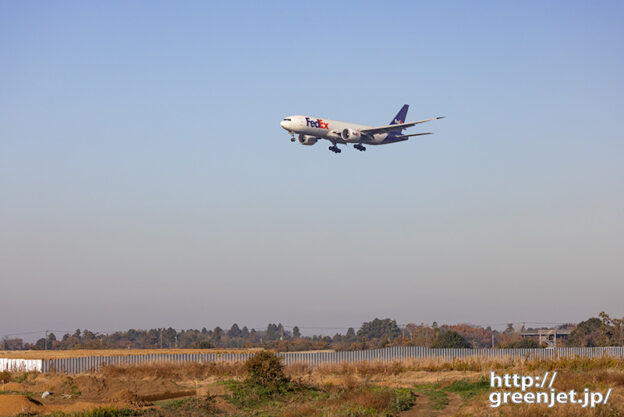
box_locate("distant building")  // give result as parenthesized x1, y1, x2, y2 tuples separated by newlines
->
(521, 329, 572, 347)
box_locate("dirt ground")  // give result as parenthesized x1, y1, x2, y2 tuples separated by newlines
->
(0, 368, 491, 416)
(2, 358, 624, 416)
(0, 371, 210, 415)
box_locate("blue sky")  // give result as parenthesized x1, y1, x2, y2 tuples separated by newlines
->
(1, 1, 623, 337)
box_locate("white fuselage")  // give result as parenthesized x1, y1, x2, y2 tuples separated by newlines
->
(280, 115, 389, 145)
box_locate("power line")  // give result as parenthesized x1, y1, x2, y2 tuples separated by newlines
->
(0, 331, 46, 337)
(0, 330, 74, 338)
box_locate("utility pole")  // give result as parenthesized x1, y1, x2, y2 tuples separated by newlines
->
(44, 330, 48, 350)
(491, 332, 494, 348)
(554, 329, 557, 348)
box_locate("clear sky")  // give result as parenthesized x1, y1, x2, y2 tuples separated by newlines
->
(1, 1, 623, 338)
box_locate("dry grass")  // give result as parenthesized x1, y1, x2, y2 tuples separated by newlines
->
(100, 361, 247, 379)
(335, 388, 393, 411)
(279, 404, 317, 417)
(476, 404, 624, 417)
(593, 370, 624, 387)
(283, 356, 624, 378)
(80, 356, 624, 383)
(525, 357, 624, 372)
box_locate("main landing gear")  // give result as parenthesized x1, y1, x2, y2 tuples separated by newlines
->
(329, 145, 341, 153)
(354, 144, 366, 151)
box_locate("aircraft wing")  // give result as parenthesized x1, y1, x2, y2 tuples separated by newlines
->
(359, 116, 444, 135)
(394, 132, 433, 139)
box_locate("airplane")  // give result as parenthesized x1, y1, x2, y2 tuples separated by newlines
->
(280, 105, 444, 153)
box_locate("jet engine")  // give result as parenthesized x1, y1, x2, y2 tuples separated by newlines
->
(298, 134, 318, 145)
(341, 128, 361, 142)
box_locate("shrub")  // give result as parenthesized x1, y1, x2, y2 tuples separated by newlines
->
(244, 351, 289, 389)
(0, 370, 11, 383)
(225, 351, 294, 408)
(390, 388, 415, 412)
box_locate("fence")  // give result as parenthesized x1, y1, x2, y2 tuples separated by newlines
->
(0, 347, 622, 374)
(23, 346, 624, 374)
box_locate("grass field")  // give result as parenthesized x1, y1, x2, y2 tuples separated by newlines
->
(1, 355, 623, 416)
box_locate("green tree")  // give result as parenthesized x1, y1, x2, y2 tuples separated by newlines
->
(228, 324, 241, 338)
(241, 326, 250, 338)
(569, 318, 602, 347)
(346, 327, 356, 341)
(266, 323, 278, 340)
(505, 339, 541, 348)
(357, 318, 401, 341)
(213, 327, 224, 345)
(432, 331, 471, 348)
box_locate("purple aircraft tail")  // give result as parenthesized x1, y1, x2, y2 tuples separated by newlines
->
(389, 104, 409, 126)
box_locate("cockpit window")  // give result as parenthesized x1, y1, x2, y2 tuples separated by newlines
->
(283, 118, 291, 121)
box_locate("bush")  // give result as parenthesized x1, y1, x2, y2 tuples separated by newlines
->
(390, 388, 415, 412)
(226, 351, 293, 408)
(244, 351, 289, 389)
(0, 370, 11, 383)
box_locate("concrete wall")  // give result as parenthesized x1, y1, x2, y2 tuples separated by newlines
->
(0, 358, 43, 372)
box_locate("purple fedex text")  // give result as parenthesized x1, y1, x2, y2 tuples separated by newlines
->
(306, 117, 329, 129)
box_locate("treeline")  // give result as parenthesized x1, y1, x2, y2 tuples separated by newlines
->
(568, 312, 624, 347)
(2, 313, 623, 351)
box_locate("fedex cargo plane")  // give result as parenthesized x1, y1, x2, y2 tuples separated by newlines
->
(280, 105, 443, 153)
